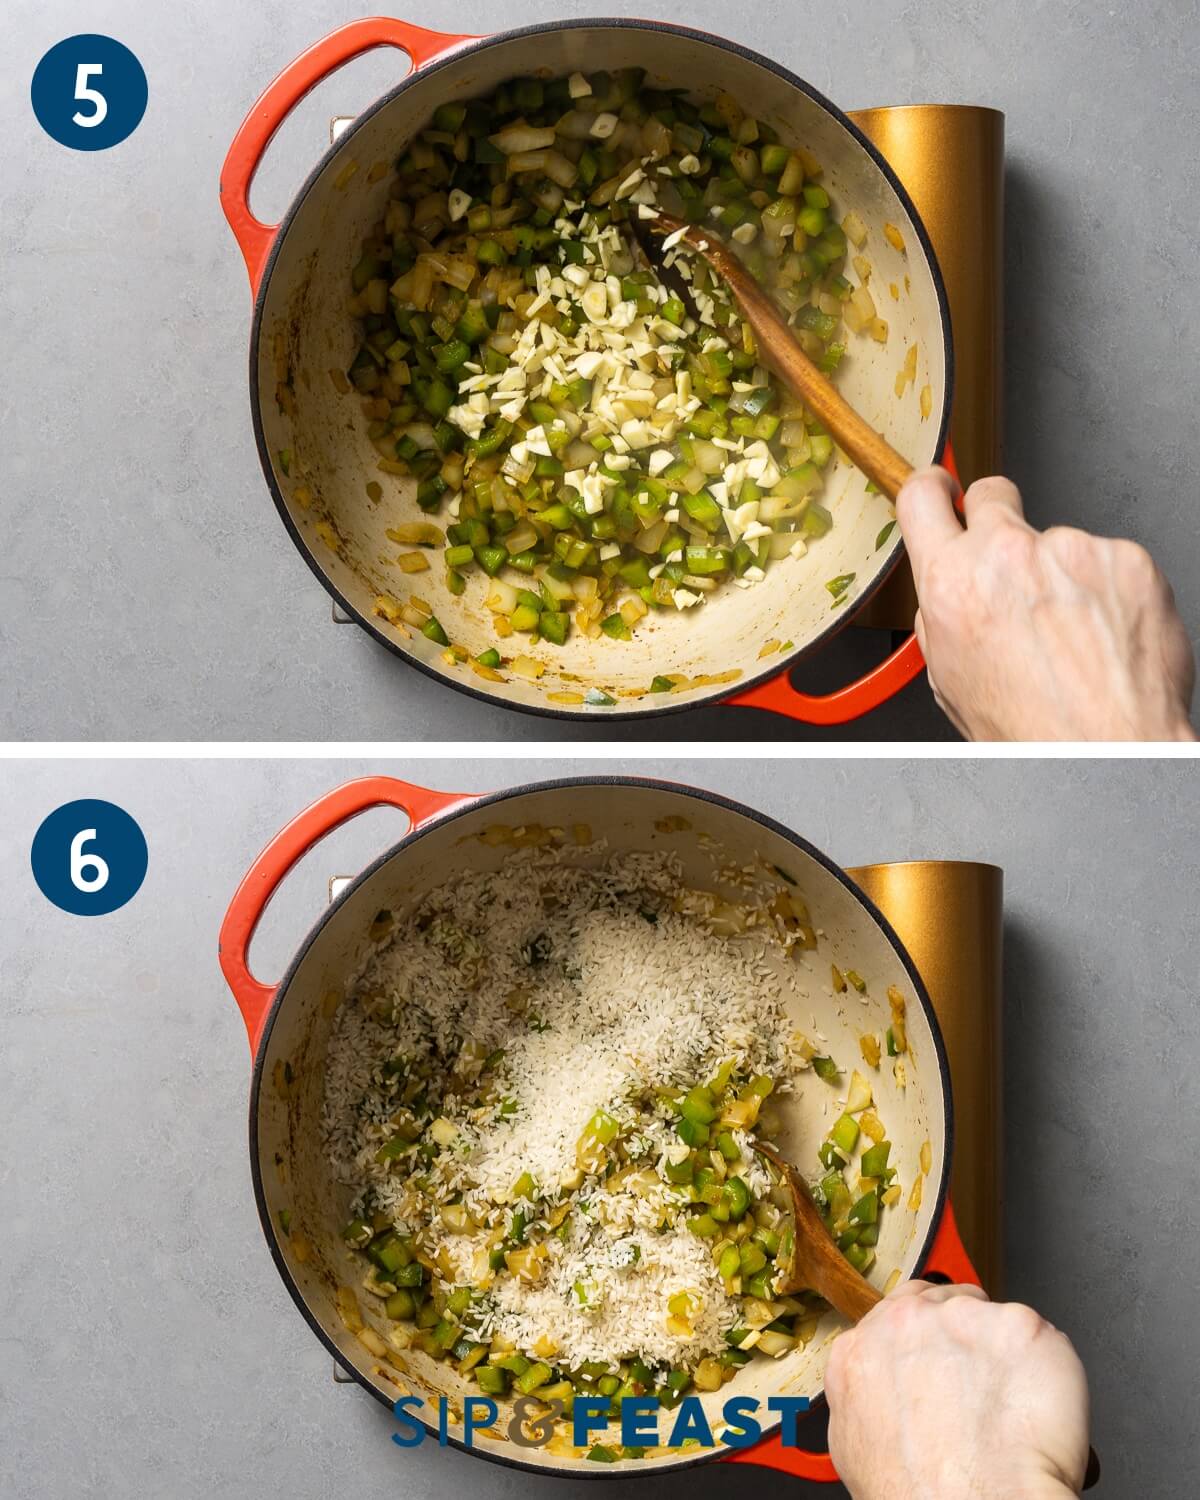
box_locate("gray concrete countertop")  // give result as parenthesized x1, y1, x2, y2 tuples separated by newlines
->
(3, 1, 1198, 740)
(2, 757, 1196, 1496)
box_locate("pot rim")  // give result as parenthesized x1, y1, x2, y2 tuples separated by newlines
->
(247, 773, 955, 1477)
(247, 16, 955, 725)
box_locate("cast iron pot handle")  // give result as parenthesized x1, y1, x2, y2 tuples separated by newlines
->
(721, 441, 962, 726)
(724, 1198, 981, 1483)
(218, 776, 469, 1052)
(220, 17, 476, 294)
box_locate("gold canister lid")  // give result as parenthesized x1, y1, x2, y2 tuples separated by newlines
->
(848, 104, 1005, 630)
(848, 858, 1004, 1293)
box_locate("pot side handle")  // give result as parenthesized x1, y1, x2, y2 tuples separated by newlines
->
(220, 17, 477, 294)
(723, 1196, 981, 1484)
(218, 776, 470, 1053)
(721, 441, 962, 727)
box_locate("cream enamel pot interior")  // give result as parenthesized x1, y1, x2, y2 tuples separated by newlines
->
(220, 776, 979, 1482)
(221, 18, 954, 725)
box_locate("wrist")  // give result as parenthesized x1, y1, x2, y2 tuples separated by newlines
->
(1092, 702, 1195, 743)
(1136, 686, 1196, 742)
(881, 1450, 1083, 1500)
(990, 1459, 1082, 1500)
(1019, 1480, 1079, 1500)
(1140, 712, 1197, 743)
(905, 1451, 1083, 1500)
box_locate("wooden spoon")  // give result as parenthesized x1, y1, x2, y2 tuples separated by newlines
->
(639, 212, 915, 502)
(754, 1140, 1102, 1489)
(752, 1139, 882, 1321)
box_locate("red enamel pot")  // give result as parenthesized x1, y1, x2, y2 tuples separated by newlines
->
(219, 774, 979, 1481)
(221, 18, 955, 726)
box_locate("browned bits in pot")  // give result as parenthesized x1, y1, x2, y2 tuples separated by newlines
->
(654, 815, 691, 833)
(336, 1285, 363, 1333)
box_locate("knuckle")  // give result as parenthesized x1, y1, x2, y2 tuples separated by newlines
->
(1043, 524, 1093, 566)
(1044, 524, 1115, 581)
(886, 1294, 927, 1336)
(1112, 537, 1161, 587)
(941, 1290, 986, 1329)
(905, 464, 955, 499)
(967, 475, 1022, 509)
(999, 1301, 1047, 1345)
(986, 522, 1036, 576)
(898, 469, 951, 521)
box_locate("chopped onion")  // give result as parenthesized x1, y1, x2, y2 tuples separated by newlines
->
(505, 148, 549, 174)
(554, 109, 596, 141)
(641, 116, 673, 158)
(388, 521, 442, 546)
(767, 533, 796, 560)
(510, 655, 545, 682)
(620, 595, 649, 624)
(634, 519, 668, 554)
(485, 579, 518, 614)
(489, 122, 556, 154)
(756, 1330, 795, 1358)
(531, 180, 565, 215)
(504, 521, 539, 555)
(692, 439, 724, 475)
(542, 150, 579, 189)
(842, 210, 868, 247)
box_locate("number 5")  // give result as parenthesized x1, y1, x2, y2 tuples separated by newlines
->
(73, 63, 108, 128)
(71, 828, 110, 892)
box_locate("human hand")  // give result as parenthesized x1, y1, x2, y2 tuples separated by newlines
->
(825, 1281, 1091, 1500)
(897, 466, 1196, 740)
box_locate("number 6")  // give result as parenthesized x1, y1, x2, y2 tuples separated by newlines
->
(73, 63, 108, 128)
(70, 828, 109, 892)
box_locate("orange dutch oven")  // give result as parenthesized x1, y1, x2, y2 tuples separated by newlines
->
(220, 17, 956, 727)
(219, 774, 980, 1481)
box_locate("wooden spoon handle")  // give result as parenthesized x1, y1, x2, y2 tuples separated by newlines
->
(677, 225, 914, 502)
(811, 1244, 883, 1323)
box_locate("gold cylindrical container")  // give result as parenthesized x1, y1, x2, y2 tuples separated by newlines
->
(848, 104, 1005, 629)
(847, 860, 1004, 1294)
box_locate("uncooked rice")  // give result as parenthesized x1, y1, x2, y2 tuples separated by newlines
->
(321, 840, 801, 1372)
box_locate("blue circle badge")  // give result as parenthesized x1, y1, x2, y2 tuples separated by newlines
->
(31, 800, 148, 916)
(31, 35, 148, 151)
